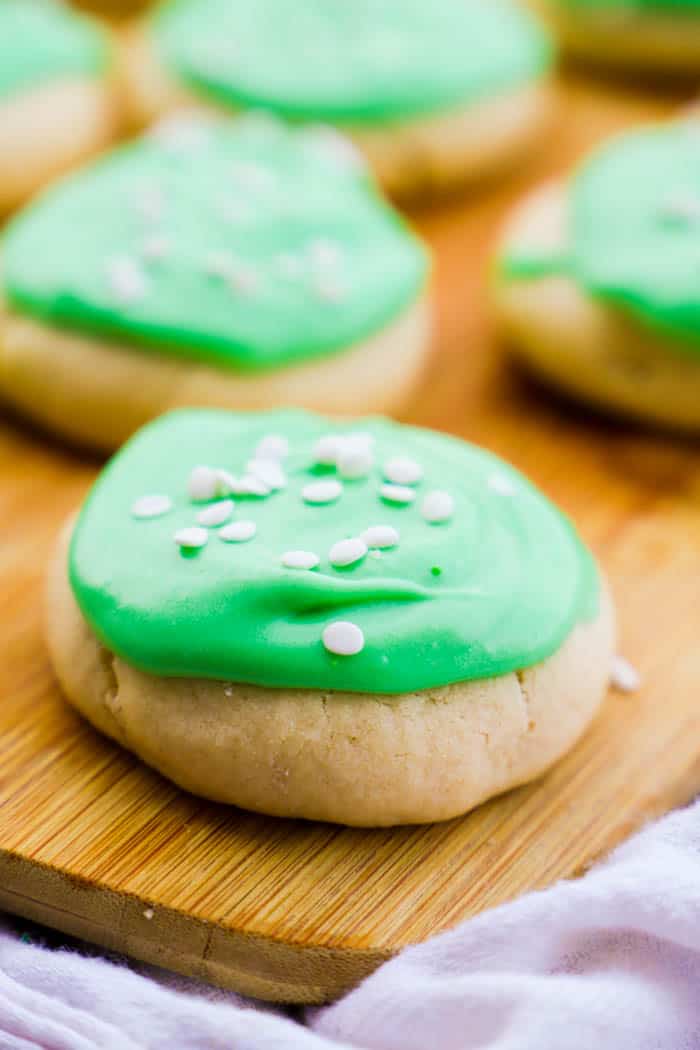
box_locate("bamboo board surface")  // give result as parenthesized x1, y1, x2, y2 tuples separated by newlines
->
(2, 74, 700, 1004)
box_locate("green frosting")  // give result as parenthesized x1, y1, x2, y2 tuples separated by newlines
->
(0, 0, 108, 103)
(69, 409, 599, 695)
(2, 117, 427, 371)
(151, 0, 552, 124)
(500, 121, 700, 354)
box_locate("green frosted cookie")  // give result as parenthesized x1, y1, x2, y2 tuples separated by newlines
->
(48, 407, 613, 825)
(0, 0, 108, 102)
(150, 0, 551, 123)
(3, 116, 428, 372)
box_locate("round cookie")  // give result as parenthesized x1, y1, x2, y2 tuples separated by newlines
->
(0, 116, 430, 450)
(532, 0, 700, 74)
(0, 0, 116, 214)
(493, 119, 700, 430)
(46, 408, 615, 827)
(121, 0, 554, 198)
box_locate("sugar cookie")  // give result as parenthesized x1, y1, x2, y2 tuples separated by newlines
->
(121, 0, 554, 198)
(532, 0, 700, 74)
(0, 0, 116, 214)
(493, 119, 700, 430)
(0, 116, 430, 450)
(47, 408, 615, 826)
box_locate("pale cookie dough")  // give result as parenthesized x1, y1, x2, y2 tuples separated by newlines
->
(119, 0, 555, 199)
(0, 288, 429, 452)
(493, 181, 700, 430)
(0, 1, 117, 214)
(532, 1, 700, 75)
(47, 521, 615, 827)
(0, 79, 116, 215)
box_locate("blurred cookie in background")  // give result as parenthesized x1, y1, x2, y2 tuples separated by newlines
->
(121, 0, 556, 199)
(0, 0, 118, 215)
(72, 0, 151, 18)
(0, 115, 431, 451)
(492, 115, 700, 430)
(532, 0, 700, 75)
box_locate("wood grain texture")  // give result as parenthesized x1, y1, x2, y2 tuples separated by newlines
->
(2, 73, 700, 1003)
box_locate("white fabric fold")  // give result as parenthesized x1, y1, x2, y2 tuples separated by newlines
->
(2, 798, 700, 1049)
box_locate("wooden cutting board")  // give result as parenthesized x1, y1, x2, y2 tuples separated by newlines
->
(2, 74, 700, 1005)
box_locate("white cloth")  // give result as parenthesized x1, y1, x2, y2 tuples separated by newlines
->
(2, 798, 700, 1050)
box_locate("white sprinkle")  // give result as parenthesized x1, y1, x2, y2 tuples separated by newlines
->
(229, 474, 271, 497)
(239, 474, 271, 497)
(308, 237, 342, 269)
(611, 655, 642, 694)
(329, 537, 367, 568)
(131, 494, 173, 519)
(421, 490, 455, 524)
(204, 252, 234, 279)
(345, 432, 375, 453)
(220, 520, 256, 543)
(133, 185, 164, 224)
(174, 526, 208, 549)
(275, 253, 304, 279)
(143, 908, 154, 921)
(211, 468, 236, 496)
(196, 499, 234, 527)
(345, 431, 375, 450)
(322, 620, 364, 656)
(315, 275, 346, 303)
(282, 550, 320, 570)
(313, 434, 345, 466)
(224, 685, 234, 696)
(247, 458, 287, 490)
(659, 189, 700, 224)
(141, 234, 171, 262)
(256, 434, 289, 461)
(303, 479, 343, 504)
(228, 263, 260, 296)
(230, 161, 275, 192)
(107, 255, 148, 304)
(361, 525, 399, 549)
(337, 444, 374, 479)
(380, 483, 416, 505)
(313, 431, 374, 469)
(384, 456, 423, 486)
(488, 473, 516, 496)
(304, 125, 367, 174)
(215, 469, 270, 497)
(150, 115, 209, 152)
(188, 465, 219, 502)
(204, 253, 259, 293)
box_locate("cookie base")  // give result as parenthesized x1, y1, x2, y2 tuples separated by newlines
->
(493, 181, 700, 431)
(0, 78, 116, 215)
(533, 0, 700, 74)
(46, 519, 615, 827)
(0, 291, 430, 452)
(119, 25, 554, 199)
